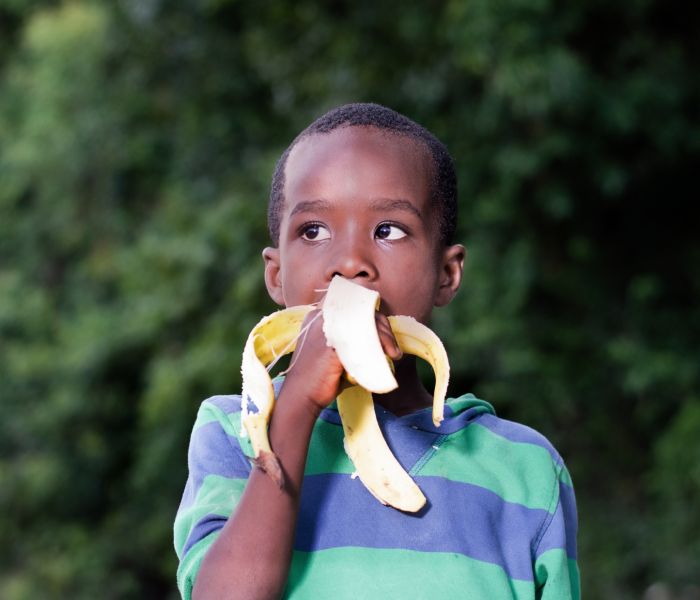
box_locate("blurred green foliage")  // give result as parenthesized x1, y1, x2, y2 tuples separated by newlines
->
(1, 1, 698, 598)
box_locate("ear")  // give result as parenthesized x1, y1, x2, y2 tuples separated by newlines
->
(434, 244, 466, 307)
(262, 246, 285, 307)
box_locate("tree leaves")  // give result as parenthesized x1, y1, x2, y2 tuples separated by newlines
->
(1, 1, 698, 597)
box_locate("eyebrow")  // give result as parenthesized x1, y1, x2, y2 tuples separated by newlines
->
(289, 199, 332, 217)
(368, 198, 422, 219)
(289, 198, 422, 219)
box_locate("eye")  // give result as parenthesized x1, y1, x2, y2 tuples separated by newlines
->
(300, 222, 330, 241)
(375, 222, 407, 240)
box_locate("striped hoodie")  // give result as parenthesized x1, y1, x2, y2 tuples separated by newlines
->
(174, 391, 579, 599)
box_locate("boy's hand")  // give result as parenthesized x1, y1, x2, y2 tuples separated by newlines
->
(375, 311, 403, 363)
(281, 308, 344, 413)
(280, 308, 402, 414)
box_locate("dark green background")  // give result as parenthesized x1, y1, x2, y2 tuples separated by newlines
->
(1, 1, 698, 598)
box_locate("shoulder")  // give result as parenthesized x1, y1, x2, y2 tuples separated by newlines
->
(198, 394, 244, 417)
(441, 394, 564, 466)
(469, 414, 578, 538)
(459, 417, 580, 592)
(472, 412, 574, 497)
(472, 412, 568, 470)
(190, 380, 284, 458)
(437, 409, 575, 516)
(191, 395, 245, 435)
(187, 394, 256, 464)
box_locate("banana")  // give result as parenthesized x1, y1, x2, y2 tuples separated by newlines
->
(322, 276, 398, 393)
(239, 276, 450, 510)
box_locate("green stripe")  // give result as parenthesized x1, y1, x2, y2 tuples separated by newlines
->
(287, 547, 534, 599)
(174, 474, 246, 554)
(176, 531, 221, 600)
(192, 403, 222, 432)
(195, 399, 256, 455)
(568, 558, 581, 600)
(534, 549, 581, 600)
(559, 464, 574, 488)
(446, 394, 495, 416)
(304, 419, 356, 475)
(194, 400, 242, 439)
(417, 422, 559, 511)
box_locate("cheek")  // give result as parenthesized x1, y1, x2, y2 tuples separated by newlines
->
(406, 258, 443, 317)
(280, 263, 320, 306)
(383, 270, 440, 321)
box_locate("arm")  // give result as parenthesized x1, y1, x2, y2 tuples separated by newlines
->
(534, 462, 580, 600)
(190, 311, 401, 600)
(191, 385, 321, 600)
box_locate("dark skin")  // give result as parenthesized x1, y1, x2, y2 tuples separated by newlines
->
(193, 126, 465, 600)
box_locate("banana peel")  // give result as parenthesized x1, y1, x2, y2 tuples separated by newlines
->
(240, 304, 314, 486)
(240, 276, 450, 510)
(337, 385, 427, 512)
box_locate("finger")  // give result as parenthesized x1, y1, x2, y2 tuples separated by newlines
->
(375, 313, 402, 360)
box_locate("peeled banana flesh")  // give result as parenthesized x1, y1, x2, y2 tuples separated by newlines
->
(240, 276, 450, 511)
(322, 276, 398, 394)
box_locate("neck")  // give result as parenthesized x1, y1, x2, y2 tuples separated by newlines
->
(372, 356, 432, 417)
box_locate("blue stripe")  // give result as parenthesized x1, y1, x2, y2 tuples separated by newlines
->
(405, 401, 495, 434)
(180, 474, 575, 578)
(189, 420, 251, 479)
(477, 414, 564, 466)
(536, 480, 578, 559)
(178, 420, 251, 513)
(295, 473, 557, 581)
(177, 478, 198, 522)
(380, 418, 442, 472)
(319, 397, 493, 435)
(318, 406, 442, 473)
(206, 394, 243, 414)
(182, 513, 227, 556)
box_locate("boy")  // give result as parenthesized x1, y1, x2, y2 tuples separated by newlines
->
(174, 103, 579, 599)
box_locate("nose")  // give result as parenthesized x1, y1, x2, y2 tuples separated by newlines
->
(325, 234, 378, 282)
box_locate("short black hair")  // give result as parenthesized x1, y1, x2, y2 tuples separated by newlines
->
(268, 102, 458, 246)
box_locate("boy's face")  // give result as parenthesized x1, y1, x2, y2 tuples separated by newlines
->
(263, 126, 464, 324)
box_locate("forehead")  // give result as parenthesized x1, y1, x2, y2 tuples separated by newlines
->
(283, 126, 434, 214)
